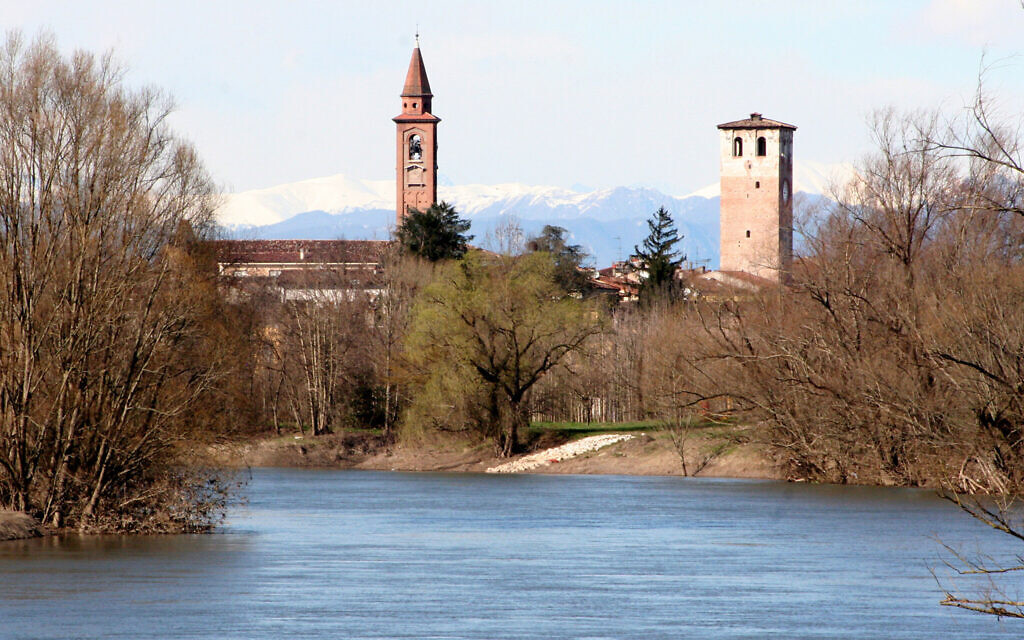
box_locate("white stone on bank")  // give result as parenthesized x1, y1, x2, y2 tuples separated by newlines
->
(485, 434, 634, 473)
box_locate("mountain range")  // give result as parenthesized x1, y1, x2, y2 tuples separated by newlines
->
(216, 162, 850, 268)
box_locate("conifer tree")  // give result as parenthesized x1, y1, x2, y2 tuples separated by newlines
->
(633, 207, 684, 302)
(396, 201, 473, 262)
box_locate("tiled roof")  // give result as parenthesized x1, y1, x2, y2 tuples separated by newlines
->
(392, 112, 441, 123)
(718, 112, 796, 130)
(211, 240, 389, 265)
(402, 46, 432, 97)
(592, 275, 639, 296)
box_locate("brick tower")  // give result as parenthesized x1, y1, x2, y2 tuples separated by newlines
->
(393, 38, 440, 225)
(717, 113, 796, 281)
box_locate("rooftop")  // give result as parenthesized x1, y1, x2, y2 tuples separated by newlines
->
(401, 45, 432, 98)
(717, 112, 797, 130)
(211, 239, 389, 265)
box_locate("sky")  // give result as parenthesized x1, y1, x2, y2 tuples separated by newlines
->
(5, 1, 1024, 196)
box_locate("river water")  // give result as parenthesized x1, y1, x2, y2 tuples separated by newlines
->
(2, 469, 1021, 639)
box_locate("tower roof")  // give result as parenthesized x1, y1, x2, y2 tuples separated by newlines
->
(401, 45, 432, 97)
(717, 112, 796, 130)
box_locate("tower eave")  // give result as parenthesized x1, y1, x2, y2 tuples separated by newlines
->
(393, 114, 441, 123)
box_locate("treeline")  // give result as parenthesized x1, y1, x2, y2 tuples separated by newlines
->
(241, 96, 1024, 501)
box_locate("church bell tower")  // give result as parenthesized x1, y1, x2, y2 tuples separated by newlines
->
(393, 38, 440, 225)
(717, 113, 796, 282)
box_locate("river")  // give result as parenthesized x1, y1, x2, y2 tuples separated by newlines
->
(1, 469, 1020, 639)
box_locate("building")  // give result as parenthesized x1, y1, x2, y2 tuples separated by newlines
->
(211, 239, 388, 302)
(393, 38, 440, 225)
(717, 113, 796, 282)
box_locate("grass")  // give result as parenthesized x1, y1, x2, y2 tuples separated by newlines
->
(529, 416, 737, 438)
(528, 420, 660, 437)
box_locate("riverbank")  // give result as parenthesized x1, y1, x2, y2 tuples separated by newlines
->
(209, 426, 783, 480)
(0, 511, 42, 541)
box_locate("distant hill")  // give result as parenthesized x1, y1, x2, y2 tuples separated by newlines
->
(217, 163, 849, 267)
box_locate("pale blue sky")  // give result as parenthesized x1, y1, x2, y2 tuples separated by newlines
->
(4, 1, 1023, 194)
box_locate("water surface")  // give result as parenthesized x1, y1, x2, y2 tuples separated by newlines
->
(2, 469, 1020, 639)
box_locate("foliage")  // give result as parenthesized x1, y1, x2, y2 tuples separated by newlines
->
(633, 207, 684, 302)
(396, 201, 473, 262)
(403, 251, 605, 456)
(527, 225, 591, 293)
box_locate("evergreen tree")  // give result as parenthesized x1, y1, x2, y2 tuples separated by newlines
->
(633, 207, 684, 302)
(396, 201, 473, 262)
(527, 225, 590, 293)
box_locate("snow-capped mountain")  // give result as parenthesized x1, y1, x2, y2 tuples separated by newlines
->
(218, 163, 846, 267)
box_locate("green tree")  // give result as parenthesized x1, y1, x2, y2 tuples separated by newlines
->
(633, 207, 684, 302)
(527, 225, 591, 293)
(404, 251, 605, 456)
(396, 201, 473, 261)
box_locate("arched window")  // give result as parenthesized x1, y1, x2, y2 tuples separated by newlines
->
(757, 137, 767, 156)
(733, 137, 743, 157)
(409, 134, 422, 161)
(745, 230, 751, 238)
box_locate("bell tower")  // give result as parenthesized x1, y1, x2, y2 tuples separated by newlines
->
(717, 113, 796, 282)
(393, 37, 440, 225)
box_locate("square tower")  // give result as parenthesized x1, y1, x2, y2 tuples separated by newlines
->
(717, 113, 796, 282)
(393, 41, 440, 225)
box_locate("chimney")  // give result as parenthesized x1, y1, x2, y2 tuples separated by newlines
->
(750, 112, 762, 120)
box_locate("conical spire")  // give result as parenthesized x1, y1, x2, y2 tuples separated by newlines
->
(402, 42, 432, 98)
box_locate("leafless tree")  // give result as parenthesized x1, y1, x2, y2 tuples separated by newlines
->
(0, 33, 232, 531)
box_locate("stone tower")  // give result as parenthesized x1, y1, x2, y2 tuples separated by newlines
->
(717, 113, 796, 281)
(393, 39, 440, 225)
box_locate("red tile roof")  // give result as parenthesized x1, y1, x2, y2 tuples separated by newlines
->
(211, 240, 389, 265)
(402, 46, 432, 97)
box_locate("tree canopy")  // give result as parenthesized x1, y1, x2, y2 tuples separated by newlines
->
(527, 225, 591, 293)
(403, 251, 604, 456)
(396, 201, 473, 261)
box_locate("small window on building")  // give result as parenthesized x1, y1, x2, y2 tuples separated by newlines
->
(746, 230, 751, 238)
(733, 137, 743, 157)
(757, 136, 767, 156)
(755, 181, 760, 189)
(403, 102, 407, 108)
(413, 102, 418, 108)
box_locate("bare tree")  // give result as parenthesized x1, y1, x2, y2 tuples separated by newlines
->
(0, 33, 231, 532)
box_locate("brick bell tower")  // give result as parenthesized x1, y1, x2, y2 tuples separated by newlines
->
(393, 37, 440, 225)
(717, 113, 796, 282)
